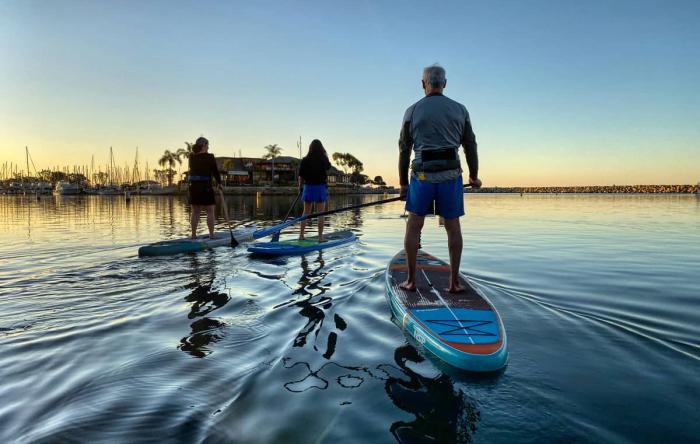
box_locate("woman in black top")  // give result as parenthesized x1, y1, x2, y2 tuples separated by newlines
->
(298, 139, 332, 242)
(188, 137, 222, 239)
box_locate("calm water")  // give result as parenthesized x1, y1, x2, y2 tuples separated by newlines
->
(1, 194, 698, 443)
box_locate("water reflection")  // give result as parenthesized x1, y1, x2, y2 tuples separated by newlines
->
(179, 253, 230, 358)
(387, 345, 480, 443)
(3, 194, 699, 443)
(285, 253, 336, 358)
(281, 342, 480, 443)
(276, 247, 480, 442)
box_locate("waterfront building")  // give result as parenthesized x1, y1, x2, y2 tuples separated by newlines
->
(213, 156, 352, 187)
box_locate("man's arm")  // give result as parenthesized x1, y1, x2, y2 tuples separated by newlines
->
(461, 114, 478, 179)
(398, 119, 412, 187)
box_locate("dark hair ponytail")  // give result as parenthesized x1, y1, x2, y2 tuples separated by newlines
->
(307, 139, 327, 159)
(192, 136, 209, 154)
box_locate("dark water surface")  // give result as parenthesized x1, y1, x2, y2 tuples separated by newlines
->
(1, 194, 698, 443)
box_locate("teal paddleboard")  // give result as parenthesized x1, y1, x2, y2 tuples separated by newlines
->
(385, 249, 508, 372)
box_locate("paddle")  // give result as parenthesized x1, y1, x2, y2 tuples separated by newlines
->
(283, 190, 303, 220)
(302, 195, 402, 219)
(251, 181, 480, 240)
(272, 190, 302, 242)
(253, 194, 403, 238)
(217, 187, 238, 247)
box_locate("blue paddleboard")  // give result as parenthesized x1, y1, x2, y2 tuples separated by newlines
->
(138, 226, 256, 257)
(385, 250, 508, 372)
(247, 229, 356, 256)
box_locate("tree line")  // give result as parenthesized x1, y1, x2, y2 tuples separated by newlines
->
(156, 142, 386, 187)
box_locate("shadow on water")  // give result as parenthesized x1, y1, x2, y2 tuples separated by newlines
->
(280, 343, 484, 443)
(272, 251, 485, 443)
(178, 253, 231, 358)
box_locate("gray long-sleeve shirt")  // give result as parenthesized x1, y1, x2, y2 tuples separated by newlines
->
(398, 93, 478, 186)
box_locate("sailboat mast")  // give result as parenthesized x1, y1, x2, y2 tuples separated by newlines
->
(109, 147, 114, 185)
(133, 147, 139, 183)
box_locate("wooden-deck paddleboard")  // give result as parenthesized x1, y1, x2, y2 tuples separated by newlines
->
(385, 250, 508, 372)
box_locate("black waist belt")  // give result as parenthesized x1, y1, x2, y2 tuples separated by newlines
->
(422, 148, 457, 162)
(413, 148, 461, 172)
(188, 175, 211, 182)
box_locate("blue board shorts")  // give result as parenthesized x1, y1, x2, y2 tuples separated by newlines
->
(405, 176, 464, 219)
(302, 184, 328, 203)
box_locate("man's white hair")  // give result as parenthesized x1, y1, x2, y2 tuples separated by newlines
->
(423, 64, 446, 88)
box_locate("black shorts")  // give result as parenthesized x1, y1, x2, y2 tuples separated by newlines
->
(189, 183, 215, 206)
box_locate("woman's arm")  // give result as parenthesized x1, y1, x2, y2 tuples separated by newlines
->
(210, 155, 222, 186)
(298, 158, 306, 192)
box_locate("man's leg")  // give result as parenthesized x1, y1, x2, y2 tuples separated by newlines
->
(400, 213, 425, 291)
(443, 217, 464, 293)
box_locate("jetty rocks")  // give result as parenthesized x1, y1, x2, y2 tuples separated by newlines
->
(465, 184, 698, 194)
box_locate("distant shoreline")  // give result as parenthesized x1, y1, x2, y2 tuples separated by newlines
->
(1, 184, 697, 196)
(223, 184, 699, 195)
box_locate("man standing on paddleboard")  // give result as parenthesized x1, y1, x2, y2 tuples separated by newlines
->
(398, 64, 481, 293)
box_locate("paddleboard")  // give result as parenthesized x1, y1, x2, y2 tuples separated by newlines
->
(138, 226, 257, 256)
(385, 250, 507, 372)
(247, 229, 356, 256)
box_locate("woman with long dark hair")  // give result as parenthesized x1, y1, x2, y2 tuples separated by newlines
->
(188, 136, 222, 239)
(298, 139, 332, 242)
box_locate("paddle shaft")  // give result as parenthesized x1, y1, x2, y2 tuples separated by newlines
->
(271, 190, 302, 242)
(302, 196, 401, 220)
(305, 183, 476, 220)
(283, 190, 302, 220)
(253, 183, 478, 239)
(217, 187, 237, 247)
(251, 194, 401, 238)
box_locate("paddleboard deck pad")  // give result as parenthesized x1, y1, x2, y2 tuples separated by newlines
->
(138, 226, 257, 256)
(385, 250, 507, 372)
(248, 229, 356, 256)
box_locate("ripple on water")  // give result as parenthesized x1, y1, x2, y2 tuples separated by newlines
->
(1, 194, 699, 443)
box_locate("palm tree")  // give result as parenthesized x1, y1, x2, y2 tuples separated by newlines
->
(176, 142, 194, 181)
(176, 142, 194, 162)
(262, 144, 282, 184)
(158, 149, 181, 186)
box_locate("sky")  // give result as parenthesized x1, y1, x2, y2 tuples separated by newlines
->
(1, 0, 699, 186)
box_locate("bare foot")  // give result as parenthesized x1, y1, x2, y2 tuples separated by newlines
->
(298, 236, 305, 241)
(318, 236, 324, 243)
(447, 282, 465, 293)
(399, 280, 416, 291)
(191, 235, 197, 240)
(209, 234, 218, 240)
